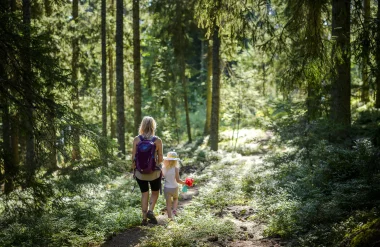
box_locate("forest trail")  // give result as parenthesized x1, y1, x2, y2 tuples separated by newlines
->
(102, 131, 285, 247)
(102, 182, 282, 247)
(101, 185, 200, 247)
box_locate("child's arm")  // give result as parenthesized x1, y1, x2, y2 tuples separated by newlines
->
(175, 167, 186, 185)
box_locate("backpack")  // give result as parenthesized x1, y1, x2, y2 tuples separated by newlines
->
(135, 135, 157, 174)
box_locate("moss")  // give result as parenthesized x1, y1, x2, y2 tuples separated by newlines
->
(349, 218, 380, 247)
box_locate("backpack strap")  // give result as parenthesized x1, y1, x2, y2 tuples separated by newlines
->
(138, 135, 144, 141)
(151, 136, 157, 142)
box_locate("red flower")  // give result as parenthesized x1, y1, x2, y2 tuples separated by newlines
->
(185, 177, 194, 187)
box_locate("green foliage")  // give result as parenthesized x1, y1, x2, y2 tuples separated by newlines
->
(346, 218, 380, 247)
(0, 176, 141, 247)
(240, 104, 380, 245)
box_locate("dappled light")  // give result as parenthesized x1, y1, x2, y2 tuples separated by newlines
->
(1, 0, 380, 246)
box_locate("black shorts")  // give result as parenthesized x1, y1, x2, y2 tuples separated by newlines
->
(136, 176, 161, 193)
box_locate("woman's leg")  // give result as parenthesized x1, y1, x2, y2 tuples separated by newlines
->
(149, 190, 159, 211)
(135, 177, 150, 222)
(141, 191, 149, 219)
(148, 176, 161, 212)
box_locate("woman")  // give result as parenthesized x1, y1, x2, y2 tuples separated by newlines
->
(132, 116, 163, 226)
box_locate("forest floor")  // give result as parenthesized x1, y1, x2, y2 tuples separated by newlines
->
(102, 130, 285, 247)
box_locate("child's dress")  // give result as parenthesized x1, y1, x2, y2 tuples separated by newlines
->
(163, 167, 179, 200)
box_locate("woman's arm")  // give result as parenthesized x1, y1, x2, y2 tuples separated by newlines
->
(156, 138, 163, 164)
(131, 137, 139, 171)
(175, 167, 186, 185)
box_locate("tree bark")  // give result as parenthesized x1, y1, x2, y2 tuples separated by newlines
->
(1, 78, 14, 194)
(181, 58, 192, 143)
(108, 0, 116, 138)
(43, 0, 57, 171)
(101, 0, 107, 137)
(109, 48, 116, 138)
(116, 0, 125, 155)
(204, 39, 212, 135)
(23, 0, 35, 185)
(306, 1, 322, 121)
(11, 115, 19, 169)
(133, 0, 142, 136)
(361, 0, 370, 103)
(175, 0, 192, 143)
(10, 0, 16, 11)
(330, 0, 351, 131)
(71, 0, 80, 160)
(44, 0, 52, 16)
(210, 24, 221, 151)
(375, 0, 380, 108)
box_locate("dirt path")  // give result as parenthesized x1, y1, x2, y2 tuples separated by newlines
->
(103, 131, 284, 247)
(101, 186, 200, 247)
(102, 184, 283, 247)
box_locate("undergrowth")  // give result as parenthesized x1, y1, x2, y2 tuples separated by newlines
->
(241, 102, 380, 246)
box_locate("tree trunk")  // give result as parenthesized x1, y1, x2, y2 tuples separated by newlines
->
(116, 0, 125, 155)
(108, 0, 116, 138)
(262, 62, 266, 96)
(43, 0, 57, 171)
(1, 77, 14, 194)
(175, 0, 191, 143)
(210, 24, 221, 151)
(71, 0, 80, 160)
(361, 0, 370, 103)
(10, 0, 16, 11)
(23, 0, 35, 185)
(204, 40, 212, 135)
(306, 82, 321, 121)
(44, 0, 52, 16)
(330, 0, 351, 132)
(101, 0, 107, 137)
(181, 59, 192, 143)
(109, 49, 116, 138)
(201, 39, 205, 83)
(133, 0, 142, 136)
(306, 0, 322, 121)
(11, 115, 19, 169)
(375, 0, 380, 108)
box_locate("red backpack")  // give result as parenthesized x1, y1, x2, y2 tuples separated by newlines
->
(135, 135, 157, 174)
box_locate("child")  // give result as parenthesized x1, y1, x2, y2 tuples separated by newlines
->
(162, 151, 186, 219)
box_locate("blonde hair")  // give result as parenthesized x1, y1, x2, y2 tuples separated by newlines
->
(139, 116, 157, 139)
(164, 160, 178, 169)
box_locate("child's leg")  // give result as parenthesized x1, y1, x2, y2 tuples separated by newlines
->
(166, 197, 172, 218)
(164, 187, 173, 219)
(172, 187, 179, 214)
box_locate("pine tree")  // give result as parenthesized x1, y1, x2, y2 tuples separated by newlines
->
(376, 0, 380, 108)
(204, 39, 212, 135)
(361, 0, 370, 103)
(210, 21, 220, 151)
(101, 0, 107, 137)
(116, 0, 125, 155)
(71, 0, 81, 160)
(23, 0, 36, 184)
(133, 0, 142, 136)
(330, 0, 351, 130)
(175, 0, 192, 143)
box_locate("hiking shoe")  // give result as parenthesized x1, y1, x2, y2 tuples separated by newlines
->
(147, 210, 158, 224)
(172, 210, 177, 217)
(141, 219, 148, 226)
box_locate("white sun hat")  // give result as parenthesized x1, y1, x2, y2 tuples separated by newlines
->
(164, 151, 180, 160)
